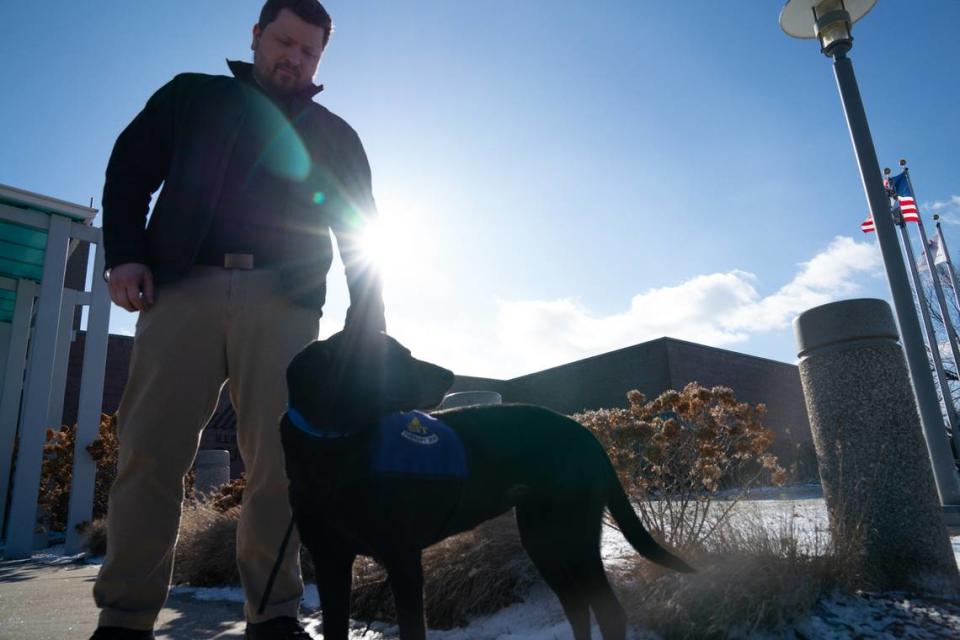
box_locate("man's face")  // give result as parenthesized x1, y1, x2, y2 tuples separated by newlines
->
(251, 8, 326, 95)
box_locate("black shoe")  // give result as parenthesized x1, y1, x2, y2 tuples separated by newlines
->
(244, 616, 313, 639)
(88, 627, 155, 640)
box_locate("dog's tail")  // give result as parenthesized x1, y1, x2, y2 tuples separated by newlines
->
(605, 464, 696, 574)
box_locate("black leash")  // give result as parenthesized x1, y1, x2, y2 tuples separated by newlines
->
(257, 515, 297, 615)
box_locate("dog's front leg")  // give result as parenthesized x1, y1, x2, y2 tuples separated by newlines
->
(381, 548, 427, 640)
(311, 540, 356, 640)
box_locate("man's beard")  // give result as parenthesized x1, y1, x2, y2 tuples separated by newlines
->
(271, 62, 300, 88)
(253, 51, 302, 96)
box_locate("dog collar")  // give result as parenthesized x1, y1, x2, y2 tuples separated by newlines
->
(286, 406, 354, 439)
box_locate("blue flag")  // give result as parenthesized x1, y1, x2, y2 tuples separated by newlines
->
(889, 171, 913, 198)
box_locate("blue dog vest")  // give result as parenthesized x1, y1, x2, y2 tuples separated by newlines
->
(287, 407, 467, 479)
(370, 411, 468, 479)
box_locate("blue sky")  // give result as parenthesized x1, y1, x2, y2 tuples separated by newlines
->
(3, 1, 960, 378)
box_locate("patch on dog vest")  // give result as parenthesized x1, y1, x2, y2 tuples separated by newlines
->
(370, 411, 467, 478)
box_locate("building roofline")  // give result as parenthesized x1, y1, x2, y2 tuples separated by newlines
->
(503, 337, 670, 383)
(659, 336, 798, 369)
(0, 183, 98, 223)
(494, 336, 796, 384)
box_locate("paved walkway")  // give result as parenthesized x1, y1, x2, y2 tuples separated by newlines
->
(0, 558, 322, 640)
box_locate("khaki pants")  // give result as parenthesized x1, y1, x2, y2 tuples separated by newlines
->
(93, 267, 320, 629)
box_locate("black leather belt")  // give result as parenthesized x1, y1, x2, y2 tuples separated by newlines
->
(196, 252, 256, 269)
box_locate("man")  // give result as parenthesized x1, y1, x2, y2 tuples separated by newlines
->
(91, 2, 384, 638)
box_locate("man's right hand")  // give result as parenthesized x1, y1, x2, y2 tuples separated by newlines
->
(107, 263, 155, 312)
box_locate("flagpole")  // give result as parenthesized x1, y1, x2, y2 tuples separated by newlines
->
(897, 204, 960, 461)
(902, 165, 960, 402)
(934, 215, 960, 311)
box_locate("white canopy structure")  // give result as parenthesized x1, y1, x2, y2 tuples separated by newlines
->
(0, 183, 111, 558)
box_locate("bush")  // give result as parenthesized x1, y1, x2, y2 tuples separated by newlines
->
(206, 476, 246, 512)
(351, 513, 535, 628)
(83, 496, 856, 637)
(170, 503, 247, 587)
(39, 415, 121, 533)
(82, 500, 305, 586)
(614, 508, 846, 639)
(84, 506, 534, 630)
(574, 383, 787, 549)
(39, 414, 194, 534)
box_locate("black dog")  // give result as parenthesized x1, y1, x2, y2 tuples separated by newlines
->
(280, 331, 694, 640)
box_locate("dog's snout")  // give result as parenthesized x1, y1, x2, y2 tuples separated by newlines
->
(412, 359, 454, 409)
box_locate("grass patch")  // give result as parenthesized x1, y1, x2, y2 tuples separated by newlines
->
(85, 497, 863, 637)
(611, 505, 857, 639)
(84, 503, 535, 629)
(352, 513, 536, 628)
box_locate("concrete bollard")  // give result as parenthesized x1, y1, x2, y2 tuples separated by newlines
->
(440, 391, 502, 410)
(193, 449, 231, 496)
(794, 298, 960, 594)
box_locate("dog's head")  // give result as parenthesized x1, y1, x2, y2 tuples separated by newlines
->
(286, 331, 455, 435)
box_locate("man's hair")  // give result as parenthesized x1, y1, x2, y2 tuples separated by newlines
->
(258, 0, 333, 47)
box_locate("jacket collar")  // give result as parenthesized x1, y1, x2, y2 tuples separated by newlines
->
(226, 59, 325, 102)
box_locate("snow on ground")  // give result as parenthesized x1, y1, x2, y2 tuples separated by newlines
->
(26, 545, 86, 566)
(788, 591, 960, 640)
(35, 486, 960, 638)
(170, 582, 641, 640)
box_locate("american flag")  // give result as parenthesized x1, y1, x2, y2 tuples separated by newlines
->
(862, 170, 920, 232)
(890, 170, 921, 223)
(898, 196, 919, 222)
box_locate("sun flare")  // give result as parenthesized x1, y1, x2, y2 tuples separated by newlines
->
(358, 207, 438, 288)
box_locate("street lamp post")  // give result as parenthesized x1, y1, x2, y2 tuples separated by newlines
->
(780, 0, 960, 506)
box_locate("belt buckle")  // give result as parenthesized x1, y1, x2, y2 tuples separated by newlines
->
(224, 253, 254, 269)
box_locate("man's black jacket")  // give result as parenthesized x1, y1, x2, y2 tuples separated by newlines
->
(102, 60, 383, 326)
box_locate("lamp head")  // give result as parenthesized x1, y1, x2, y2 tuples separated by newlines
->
(780, 0, 877, 57)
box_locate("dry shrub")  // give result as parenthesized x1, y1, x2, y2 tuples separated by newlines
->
(77, 437, 534, 627)
(84, 501, 861, 637)
(615, 510, 845, 639)
(171, 503, 243, 586)
(172, 498, 321, 587)
(85, 507, 534, 630)
(39, 414, 195, 534)
(83, 499, 317, 585)
(82, 517, 108, 556)
(39, 415, 121, 532)
(574, 384, 787, 549)
(351, 513, 535, 629)
(207, 477, 246, 512)
(84, 414, 122, 518)
(38, 425, 76, 532)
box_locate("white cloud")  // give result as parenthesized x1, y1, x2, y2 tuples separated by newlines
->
(929, 195, 960, 210)
(927, 195, 960, 223)
(498, 271, 757, 357)
(720, 236, 881, 332)
(488, 236, 881, 376)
